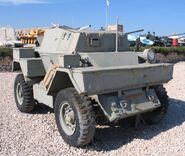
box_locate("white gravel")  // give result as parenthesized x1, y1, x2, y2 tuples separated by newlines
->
(1, 62, 185, 156)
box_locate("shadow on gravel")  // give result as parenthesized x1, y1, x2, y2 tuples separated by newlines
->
(89, 98, 185, 152)
(32, 103, 54, 114)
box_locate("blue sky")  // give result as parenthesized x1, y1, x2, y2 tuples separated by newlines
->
(0, 0, 185, 35)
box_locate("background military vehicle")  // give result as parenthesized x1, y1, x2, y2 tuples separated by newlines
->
(12, 24, 173, 147)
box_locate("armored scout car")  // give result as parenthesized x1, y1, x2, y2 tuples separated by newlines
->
(12, 25, 173, 147)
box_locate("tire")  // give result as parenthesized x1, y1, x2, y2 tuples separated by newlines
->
(142, 85, 169, 125)
(54, 88, 95, 147)
(14, 74, 35, 113)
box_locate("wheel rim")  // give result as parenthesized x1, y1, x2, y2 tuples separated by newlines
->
(59, 102, 76, 136)
(16, 83, 23, 105)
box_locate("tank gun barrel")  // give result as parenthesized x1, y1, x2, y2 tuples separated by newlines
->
(125, 29, 144, 35)
(168, 32, 185, 37)
(78, 25, 91, 30)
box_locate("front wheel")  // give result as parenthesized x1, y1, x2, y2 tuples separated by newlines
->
(142, 85, 169, 125)
(14, 74, 35, 113)
(54, 88, 95, 147)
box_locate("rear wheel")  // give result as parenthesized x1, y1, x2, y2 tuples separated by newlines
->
(54, 88, 95, 147)
(14, 74, 35, 113)
(142, 85, 169, 125)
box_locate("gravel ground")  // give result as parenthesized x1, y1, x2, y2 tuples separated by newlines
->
(1, 62, 185, 156)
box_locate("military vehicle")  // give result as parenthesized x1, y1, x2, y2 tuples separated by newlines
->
(12, 24, 173, 147)
(127, 29, 144, 47)
(142, 32, 172, 47)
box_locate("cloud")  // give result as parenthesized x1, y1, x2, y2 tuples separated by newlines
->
(0, 0, 49, 5)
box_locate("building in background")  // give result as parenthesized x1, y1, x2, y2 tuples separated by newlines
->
(0, 26, 23, 47)
(0, 26, 15, 45)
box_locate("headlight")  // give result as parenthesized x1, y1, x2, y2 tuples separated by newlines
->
(143, 49, 156, 63)
(148, 50, 155, 61)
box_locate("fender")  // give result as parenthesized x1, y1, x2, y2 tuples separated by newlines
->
(46, 68, 82, 95)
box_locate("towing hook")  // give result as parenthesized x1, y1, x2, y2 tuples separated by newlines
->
(148, 95, 155, 101)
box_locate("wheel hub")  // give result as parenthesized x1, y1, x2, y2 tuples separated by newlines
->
(16, 83, 23, 105)
(59, 102, 76, 136)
